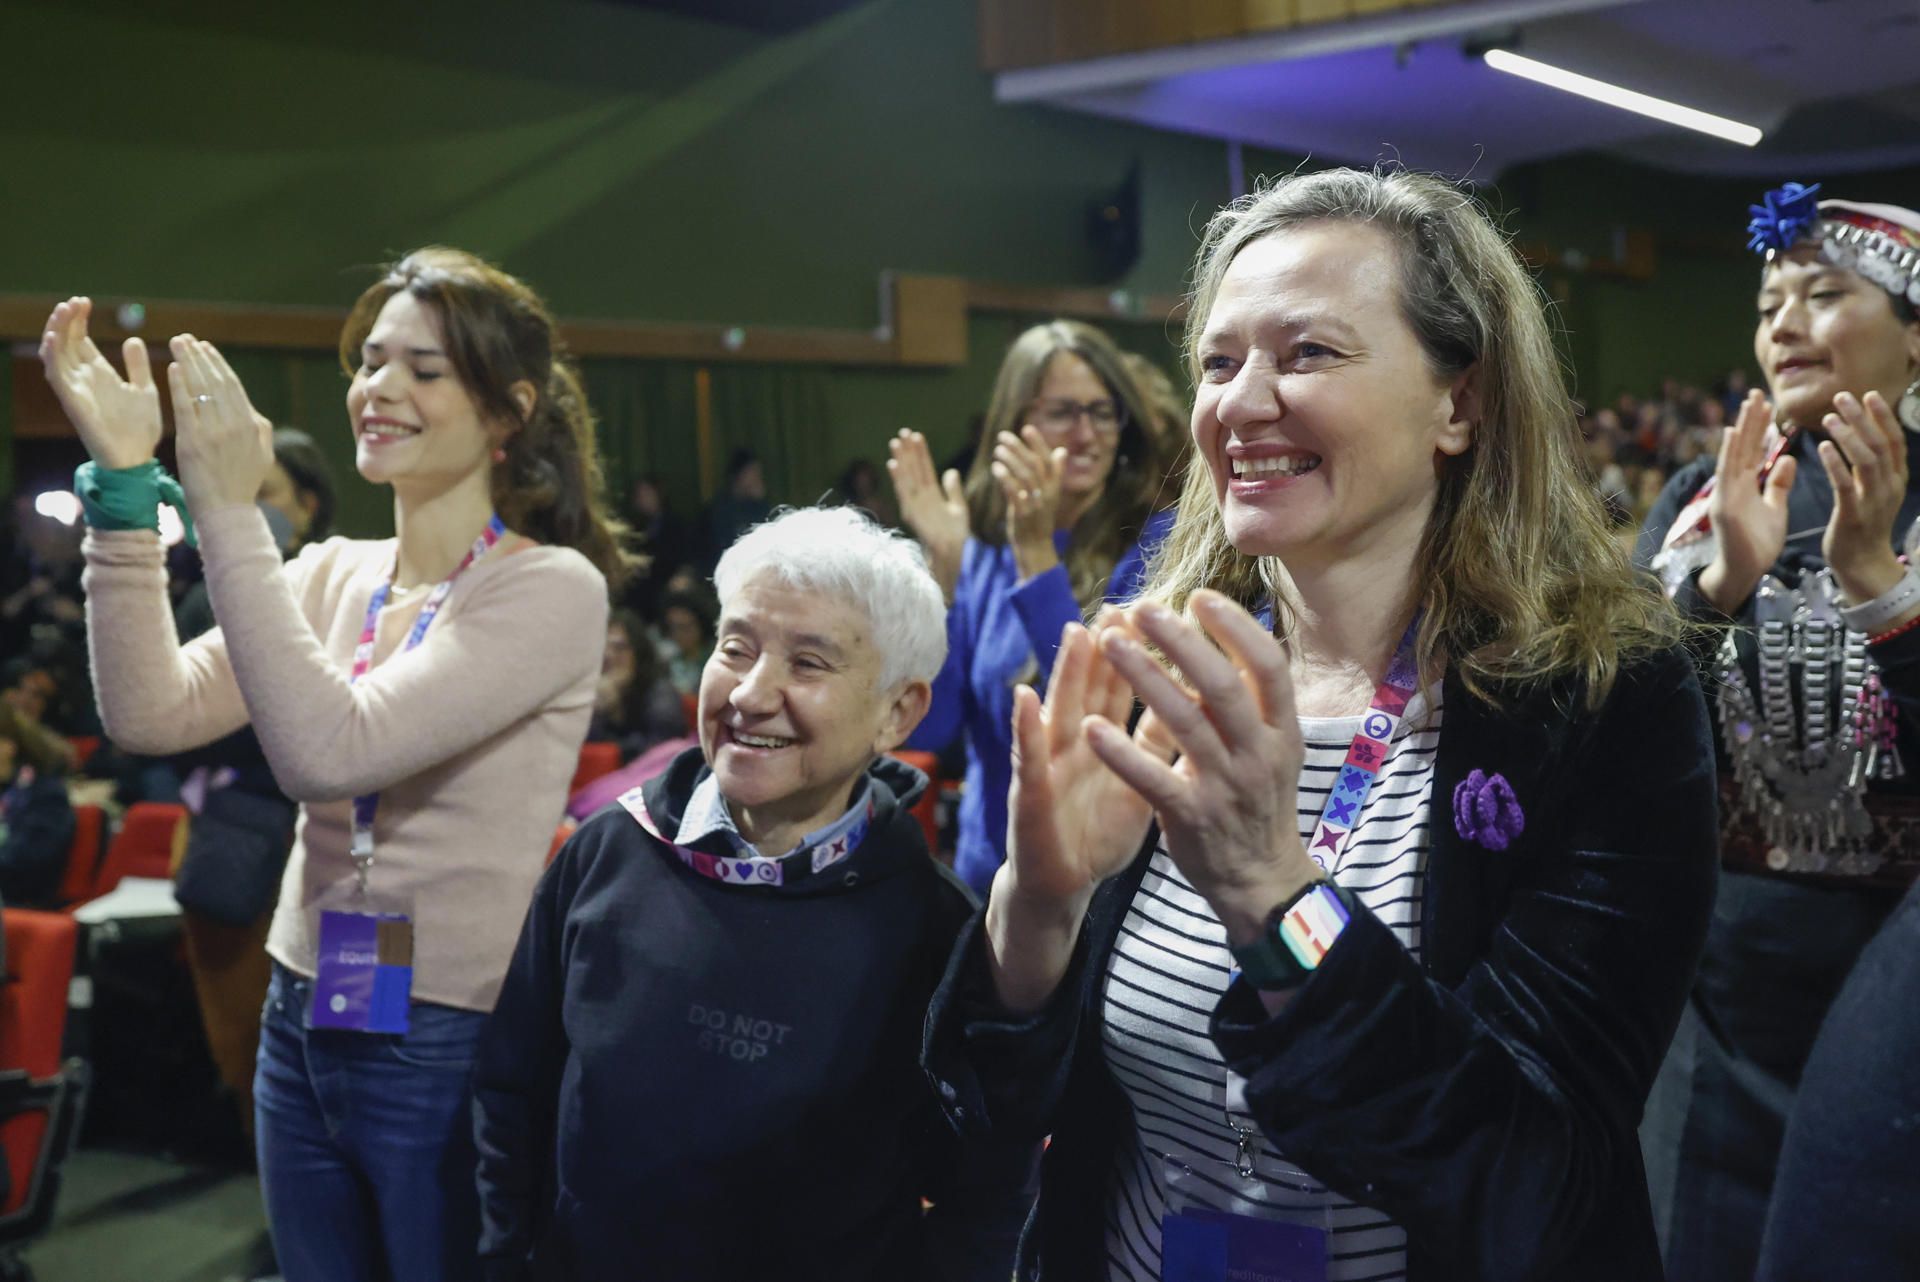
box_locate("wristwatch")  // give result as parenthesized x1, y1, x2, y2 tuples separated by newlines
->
(1229, 879, 1355, 991)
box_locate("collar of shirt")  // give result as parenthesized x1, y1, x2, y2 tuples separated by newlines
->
(675, 772, 875, 863)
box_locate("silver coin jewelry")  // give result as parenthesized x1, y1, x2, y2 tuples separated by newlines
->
(1716, 566, 1903, 875)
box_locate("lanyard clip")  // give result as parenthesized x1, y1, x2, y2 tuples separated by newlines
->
(1232, 1126, 1257, 1180)
(350, 827, 374, 897)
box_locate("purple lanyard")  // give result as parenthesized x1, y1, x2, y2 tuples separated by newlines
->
(1305, 617, 1421, 871)
(616, 785, 872, 888)
(348, 515, 507, 881)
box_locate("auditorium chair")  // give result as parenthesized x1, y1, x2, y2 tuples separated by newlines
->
(90, 802, 188, 895)
(570, 741, 623, 797)
(52, 806, 106, 910)
(0, 910, 89, 1280)
(888, 750, 943, 855)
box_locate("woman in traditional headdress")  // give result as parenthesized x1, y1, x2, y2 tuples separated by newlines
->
(1638, 182, 1920, 1282)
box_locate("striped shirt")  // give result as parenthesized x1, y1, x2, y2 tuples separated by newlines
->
(1100, 686, 1442, 1282)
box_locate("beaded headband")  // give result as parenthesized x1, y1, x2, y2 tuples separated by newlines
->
(1747, 181, 1920, 310)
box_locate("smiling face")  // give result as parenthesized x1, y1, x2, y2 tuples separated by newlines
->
(1191, 220, 1473, 565)
(346, 291, 509, 490)
(698, 574, 926, 845)
(1757, 247, 1920, 431)
(1029, 351, 1120, 505)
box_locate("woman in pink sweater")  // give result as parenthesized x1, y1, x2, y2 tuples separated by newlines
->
(41, 248, 623, 1282)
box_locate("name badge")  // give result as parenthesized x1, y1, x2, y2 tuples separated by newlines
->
(311, 910, 415, 1033)
(1161, 1207, 1328, 1282)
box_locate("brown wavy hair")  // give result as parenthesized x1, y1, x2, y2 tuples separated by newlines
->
(1142, 168, 1678, 708)
(964, 320, 1173, 608)
(340, 247, 633, 585)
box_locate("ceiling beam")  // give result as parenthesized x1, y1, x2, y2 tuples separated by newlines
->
(990, 0, 1633, 101)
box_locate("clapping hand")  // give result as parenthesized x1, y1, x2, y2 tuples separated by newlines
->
(991, 426, 1066, 580)
(1819, 389, 1910, 607)
(989, 615, 1164, 1012)
(167, 336, 276, 518)
(887, 429, 969, 600)
(1700, 390, 1797, 613)
(1089, 592, 1319, 945)
(39, 298, 162, 470)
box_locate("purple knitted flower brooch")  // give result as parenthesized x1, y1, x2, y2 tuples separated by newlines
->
(1453, 769, 1525, 852)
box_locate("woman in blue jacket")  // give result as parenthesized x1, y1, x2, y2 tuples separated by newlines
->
(888, 320, 1178, 895)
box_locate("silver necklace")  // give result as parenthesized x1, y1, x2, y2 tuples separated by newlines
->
(1716, 566, 1901, 875)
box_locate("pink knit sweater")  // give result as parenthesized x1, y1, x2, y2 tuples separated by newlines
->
(83, 503, 607, 1011)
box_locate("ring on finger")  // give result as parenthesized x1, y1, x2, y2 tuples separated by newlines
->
(194, 394, 215, 406)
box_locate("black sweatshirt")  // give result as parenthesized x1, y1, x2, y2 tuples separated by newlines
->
(474, 749, 1036, 1282)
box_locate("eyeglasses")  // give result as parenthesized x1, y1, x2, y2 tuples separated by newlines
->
(1028, 397, 1125, 437)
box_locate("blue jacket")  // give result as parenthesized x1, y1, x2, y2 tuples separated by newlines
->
(909, 509, 1174, 894)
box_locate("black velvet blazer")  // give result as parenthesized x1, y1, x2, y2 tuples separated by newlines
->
(922, 645, 1719, 1282)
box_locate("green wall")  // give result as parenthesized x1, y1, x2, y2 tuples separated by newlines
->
(3, 0, 1236, 533)
(7, 0, 1915, 535)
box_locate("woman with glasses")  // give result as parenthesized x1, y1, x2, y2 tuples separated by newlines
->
(889, 321, 1177, 893)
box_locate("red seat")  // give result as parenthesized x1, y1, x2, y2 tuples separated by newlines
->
(888, 750, 943, 855)
(679, 692, 699, 728)
(547, 820, 576, 867)
(95, 802, 188, 894)
(570, 742, 623, 797)
(0, 909, 88, 1261)
(65, 737, 100, 770)
(54, 805, 107, 908)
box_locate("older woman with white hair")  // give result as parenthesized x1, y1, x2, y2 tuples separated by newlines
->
(474, 505, 1035, 1282)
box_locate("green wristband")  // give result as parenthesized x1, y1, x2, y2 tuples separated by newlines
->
(74, 460, 197, 548)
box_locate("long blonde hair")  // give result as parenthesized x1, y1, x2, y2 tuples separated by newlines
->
(1141, 168, 1678, 708)
(964, 321, 1172, 608)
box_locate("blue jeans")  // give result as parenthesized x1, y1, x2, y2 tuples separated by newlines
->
(255, 963, 486, 1282)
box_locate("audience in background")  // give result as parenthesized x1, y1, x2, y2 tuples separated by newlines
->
(1, 658, 81, 774)
(588, 608, 688, 762)
(702, 446, 772, 568)
(0, 494, 86, 660)
(1118, 352, 1192, 512)
(1581, 370, 1759, 531)
(656, 584, 718, 696)
(0, 701, 76, 907)
(890, 319, 1178, 896)
(618, 474, 694, 621)
(832, 456, 899, 528)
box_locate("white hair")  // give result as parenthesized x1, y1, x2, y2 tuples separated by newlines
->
(712, 506, 948, 690)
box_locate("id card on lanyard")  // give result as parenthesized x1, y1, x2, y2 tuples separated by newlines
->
(1159, 1069, 1332, 1282)
(1160, 614, 1423, 1281)
(311, 514, 506, 1034)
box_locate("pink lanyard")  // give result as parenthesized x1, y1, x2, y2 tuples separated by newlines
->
(1305, 617, 1421, 871)
(616, 785, 873, 888)
(348, 515, 507, 880)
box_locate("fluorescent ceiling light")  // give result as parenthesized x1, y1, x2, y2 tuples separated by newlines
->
(1483, 48, 1763, 147)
